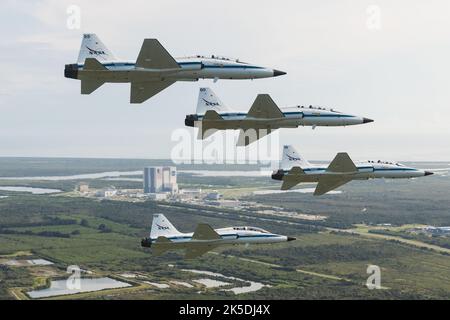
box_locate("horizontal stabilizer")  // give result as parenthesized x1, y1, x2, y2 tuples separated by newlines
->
(281, 166, 305, 190)
(81, 79, 104, 94)
(247, 94, 284, 119)
(152, 236, 173, 256)
(236, 128, 276, 146)
(135, 39, 180, 69)
(289, 166, 305, 175)
(192, 224, 221, 241)
(83, 58, 107, 71)
(130, 81, 174, 104)
(203, 110, 223, 120)
(327, 153, 357, 173)
(155, 236, 172, 244)
(314, 176, 352, 196)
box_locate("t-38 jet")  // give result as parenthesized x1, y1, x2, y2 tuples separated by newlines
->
(185, 88, 373, 146)
(141, 214, 295, 259)
(64, 34, 286, 104)
(272, 145, 434, 195)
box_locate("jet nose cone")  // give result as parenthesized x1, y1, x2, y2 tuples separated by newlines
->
(424, 171, 434, 176)
(287, 237, 296, 242)
(273, 69, 287, 77)
(363, 118, 374, 124)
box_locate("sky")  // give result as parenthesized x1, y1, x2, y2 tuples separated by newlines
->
(0, 0, 449, 161)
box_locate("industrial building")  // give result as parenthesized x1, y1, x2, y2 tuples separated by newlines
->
(143, 166, 178, 194)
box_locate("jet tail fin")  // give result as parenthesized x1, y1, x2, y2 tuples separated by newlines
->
(281, 145, 311, 169)
(150, 214, 181, 239)
(77, 33, 117, 64)
(196, 88, 232, 114)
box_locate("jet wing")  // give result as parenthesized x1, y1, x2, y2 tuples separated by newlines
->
(135, 39, 180, 69)
(192, 224, 221, 241)
(185, 245, 215, 259)
(247, 94, 284, 119)
(236, 128, 276, 146)
(314, 176, 352, 196)
(281, 167, 305, 190)
(326, 152, 357, 173)
(81, 79, 104, 94)
(130, 80, 175, 103)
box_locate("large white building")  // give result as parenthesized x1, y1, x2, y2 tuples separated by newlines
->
(143, 166, 178, 194)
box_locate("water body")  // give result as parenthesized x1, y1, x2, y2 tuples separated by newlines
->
(193, 278, 230, 288)
(181, 269, 266, 294)
(0, 171, 142, 181)
(27, 277, 131, 299)
(0, 186, 62, 194)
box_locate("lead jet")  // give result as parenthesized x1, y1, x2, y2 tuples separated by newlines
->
(64, 34, 286, 104)
(141, 214, 295, 259)
(185, 88, 373, 146)
(272, 145, 434, 195)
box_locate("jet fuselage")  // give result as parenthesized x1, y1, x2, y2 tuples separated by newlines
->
(142, 226, 293, 248)
(272, 160, 432, 182)
(65, 56, 284, 83)
(185, 105, 372, 129)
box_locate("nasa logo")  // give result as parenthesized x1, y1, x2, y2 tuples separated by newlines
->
(202, 98, 219, 107)
(86, 46, 106, 56)
(157, 224, 170, 230)
(287, 154, 301, 161)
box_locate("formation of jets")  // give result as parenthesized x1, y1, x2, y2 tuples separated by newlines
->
(65, 34, 434, 257)
(141, 214, 295, 259)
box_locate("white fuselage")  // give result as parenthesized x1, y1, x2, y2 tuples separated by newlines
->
(149, 226, 289, 246)
(278, 161, 428, 181)
(192, 105, 370, 129)
(76, 56, 279, 82)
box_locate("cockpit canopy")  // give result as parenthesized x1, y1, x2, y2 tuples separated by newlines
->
(367, 160, 404, 166)
(233, 226, 270, 233)
(188, 55, 247, 63)
(291, 105, 340, 113)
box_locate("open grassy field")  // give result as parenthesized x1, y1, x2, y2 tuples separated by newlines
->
(0, 158, 449, 299)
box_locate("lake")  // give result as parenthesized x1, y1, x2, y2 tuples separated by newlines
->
(0, 186, 62, 194)
(27, 277, 131, 298)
